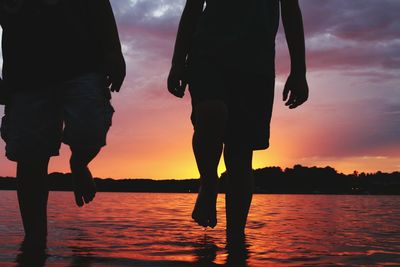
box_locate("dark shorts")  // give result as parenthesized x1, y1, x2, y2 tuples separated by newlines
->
(0, 72, 114, 161)
(188, 55, 275, 150)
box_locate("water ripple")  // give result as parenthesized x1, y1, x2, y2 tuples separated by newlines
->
(0, 192, 400, 266)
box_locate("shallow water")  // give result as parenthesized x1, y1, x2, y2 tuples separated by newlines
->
(0, 191, 400, 266)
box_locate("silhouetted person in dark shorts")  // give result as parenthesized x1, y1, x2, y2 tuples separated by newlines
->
(168, 0, 309, 244)
(0, 0, 125, 250)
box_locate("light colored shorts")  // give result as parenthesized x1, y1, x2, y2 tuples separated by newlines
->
(0, 72, 114, 161)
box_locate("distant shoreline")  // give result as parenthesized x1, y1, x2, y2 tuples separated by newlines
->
(1, 165, 399, 195)
(1, 189, 400, 196)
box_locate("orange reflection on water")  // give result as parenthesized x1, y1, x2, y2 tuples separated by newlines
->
(1, 192, 400, 266)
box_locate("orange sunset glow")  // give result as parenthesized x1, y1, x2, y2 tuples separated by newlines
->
(0, 1, 399, 179)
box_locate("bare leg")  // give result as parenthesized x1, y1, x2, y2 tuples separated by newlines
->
(192, 100, 228, 228)
(16, 158, 50, 249)
(70, 147, 100, 207)
(224, 144, 254, 243)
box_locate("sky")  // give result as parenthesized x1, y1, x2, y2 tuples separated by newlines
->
(0, 0, 399, 179)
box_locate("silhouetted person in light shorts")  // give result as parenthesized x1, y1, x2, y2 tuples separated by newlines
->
(168, 0, 309, 244)
(0, 0, 125, 250)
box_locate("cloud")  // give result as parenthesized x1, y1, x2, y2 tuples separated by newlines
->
(1, 0, 399, 177)
(301, 0, 400, 42)
(110, 0, 400, 78)
(273, 0, 400, 76)
(109, 0, 400, 162)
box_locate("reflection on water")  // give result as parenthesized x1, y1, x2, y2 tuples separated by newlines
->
(226, 240, 250, 267)
(192, 236, 218, 265)
(15, 248, 47, 267)
(0, 192, 400, 266)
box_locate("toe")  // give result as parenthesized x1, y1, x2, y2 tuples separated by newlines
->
(74, 192, 84, 207)
(83, 193, 92, 204)
(209, 217, 217, 228)
(196, 218, 209, 228)
(83, 196, 90, 204)
(192, 212, 207, 227)
(84, 190, 96, 203)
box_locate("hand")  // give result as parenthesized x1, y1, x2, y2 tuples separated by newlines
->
(283, 73, 309, 109)
(167, 63, 187, 98)
(105, 53, 126, 93)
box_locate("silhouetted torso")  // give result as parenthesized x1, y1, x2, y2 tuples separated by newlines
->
(0, 0, 102, 88)
(192, 0, 280, 73)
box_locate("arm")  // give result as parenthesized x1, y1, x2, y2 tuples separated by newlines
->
(87, 0, 126, 92)
(280, 0, 309, 109)
(0, 25, 7, 105)
(0, 79, 10, 106)
(0, 79, 5, 105)
(167, 0, 205, 98)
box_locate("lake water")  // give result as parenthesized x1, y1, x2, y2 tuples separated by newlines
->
(0, 191, 400, 266)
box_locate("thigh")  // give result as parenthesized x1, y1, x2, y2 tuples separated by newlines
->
(1, 89, 63, 161)
(225, 71, 275, 150)
(188, 55, 228, 127)
(62, 72, 114, 149)
(192, 100, 228, 134)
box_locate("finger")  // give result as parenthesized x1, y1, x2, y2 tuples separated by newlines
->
(168, 79, 185, 98)
(167, 83, 179, 95)
(167, 84, 180, 97)
(285, 93, 296, 106)
(168, 85, 181, 97)
(289, 94, 308, 109)
(167, 76, 179, 93)
(111, 78, 124, 92)
(291, 96, 308, 109)
(289, 101, 300, 109)
(172, 87, 184, 98)
(176, 91, 184, 98)
(177, 80, 188, 97)
(283, 84, 290, 101)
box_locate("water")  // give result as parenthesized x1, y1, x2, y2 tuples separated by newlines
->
(0, 192, 400, 266)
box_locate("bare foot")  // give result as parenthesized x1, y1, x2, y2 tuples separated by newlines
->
(71, 166, 96, 207)
(192, 178, 218, 228)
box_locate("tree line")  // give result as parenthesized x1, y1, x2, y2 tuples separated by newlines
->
(0, 165, 399, 194)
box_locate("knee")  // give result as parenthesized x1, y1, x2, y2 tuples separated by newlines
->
(194, 100, 228, 135)
(224, 146, 253, 177)
(17, 159, 49, 175)
(16, 159, 49, 187)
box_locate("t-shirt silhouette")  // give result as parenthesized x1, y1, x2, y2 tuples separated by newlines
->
(191, 0, 280, 74)
(0, 0, 103, 89)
